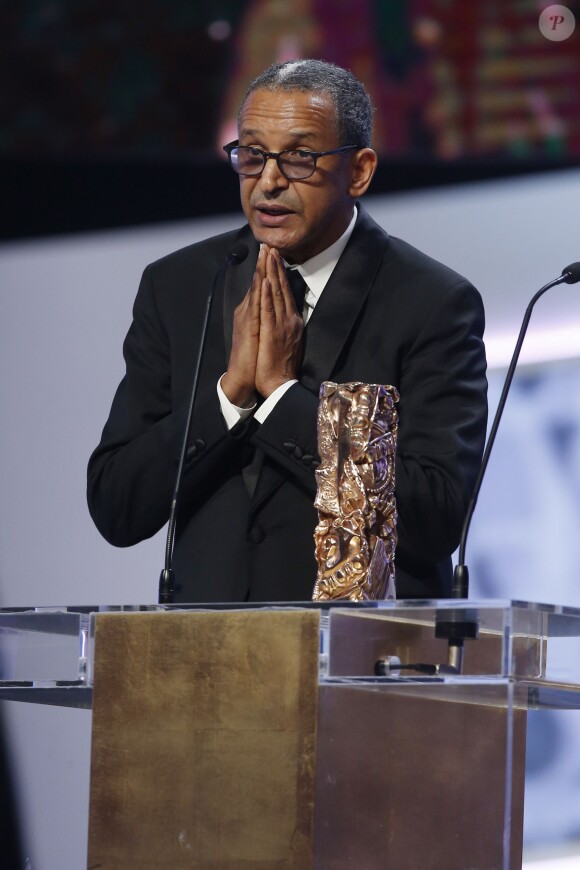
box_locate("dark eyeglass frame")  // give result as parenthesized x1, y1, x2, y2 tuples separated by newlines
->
(223, 140, 361, 180)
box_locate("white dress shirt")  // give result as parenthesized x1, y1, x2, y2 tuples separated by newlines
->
(218, 207, 358, 429)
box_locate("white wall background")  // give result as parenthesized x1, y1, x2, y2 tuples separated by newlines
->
(1, 168, 580, 868)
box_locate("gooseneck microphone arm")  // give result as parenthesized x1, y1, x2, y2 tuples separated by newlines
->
(452, 262, 580, 600)
(158, 243, 249, 604)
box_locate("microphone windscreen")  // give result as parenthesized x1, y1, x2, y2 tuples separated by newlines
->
(226, 243, 250, 267)
(562, 262, 580, 284)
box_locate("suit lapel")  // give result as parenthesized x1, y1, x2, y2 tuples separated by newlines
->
(300, 206, 390, 392)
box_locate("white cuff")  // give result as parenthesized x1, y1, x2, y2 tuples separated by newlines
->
(217, 375, 257, 431)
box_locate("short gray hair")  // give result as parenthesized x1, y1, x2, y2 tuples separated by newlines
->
(239, 59, 373, 148)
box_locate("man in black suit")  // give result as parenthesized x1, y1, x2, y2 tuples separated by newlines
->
(87, 60, 487, 602)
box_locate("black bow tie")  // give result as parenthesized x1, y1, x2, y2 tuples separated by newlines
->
(286, 268, 308, 315)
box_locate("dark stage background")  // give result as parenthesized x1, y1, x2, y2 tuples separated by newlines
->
(2, 0, 580, 238)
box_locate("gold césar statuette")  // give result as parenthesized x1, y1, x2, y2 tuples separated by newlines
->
(312, 382, 399, 601)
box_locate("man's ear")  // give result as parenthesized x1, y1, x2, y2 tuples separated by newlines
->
(348, 148, 378, 198)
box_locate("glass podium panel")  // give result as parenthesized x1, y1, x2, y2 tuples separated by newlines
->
(1, 600, 580, 710)
(0, 608, 91, 707)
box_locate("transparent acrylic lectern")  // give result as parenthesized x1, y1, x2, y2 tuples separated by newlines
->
(1, 599, 580, 869)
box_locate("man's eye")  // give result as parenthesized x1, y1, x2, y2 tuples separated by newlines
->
(285, 150, 311, 159)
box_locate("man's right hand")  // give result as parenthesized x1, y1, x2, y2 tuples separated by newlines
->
(221, 245, 265, 407)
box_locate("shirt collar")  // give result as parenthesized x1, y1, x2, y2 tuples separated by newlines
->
(285, 206, 358, 309)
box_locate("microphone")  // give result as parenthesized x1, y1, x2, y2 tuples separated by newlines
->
(434, 262, 580, 672)
(225, 245, 249, 267)
(453, 261, 580, 597)
(562, 262, 580, 284)
(158, 243, 249, 604)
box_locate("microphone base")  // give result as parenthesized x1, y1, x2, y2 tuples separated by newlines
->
(158, 568, 175, 605)
(452, 563, 470, 599)
(435, 615, 479, 642)
(435, 614, 479, 675)
(446, 641, 464, 674)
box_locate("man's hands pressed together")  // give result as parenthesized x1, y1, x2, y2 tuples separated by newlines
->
(221, 245, 305, 407)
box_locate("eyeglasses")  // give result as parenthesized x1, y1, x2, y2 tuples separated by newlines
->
(223, 141, 360, 180)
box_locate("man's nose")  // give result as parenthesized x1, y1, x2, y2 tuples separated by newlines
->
(259, 155, 289, 192)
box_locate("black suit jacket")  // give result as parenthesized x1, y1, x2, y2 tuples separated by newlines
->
(87, 206, 487, 601)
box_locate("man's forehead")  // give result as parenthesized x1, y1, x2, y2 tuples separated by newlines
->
(238, 89, 338, 143)
(240, 88, 335, 120)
